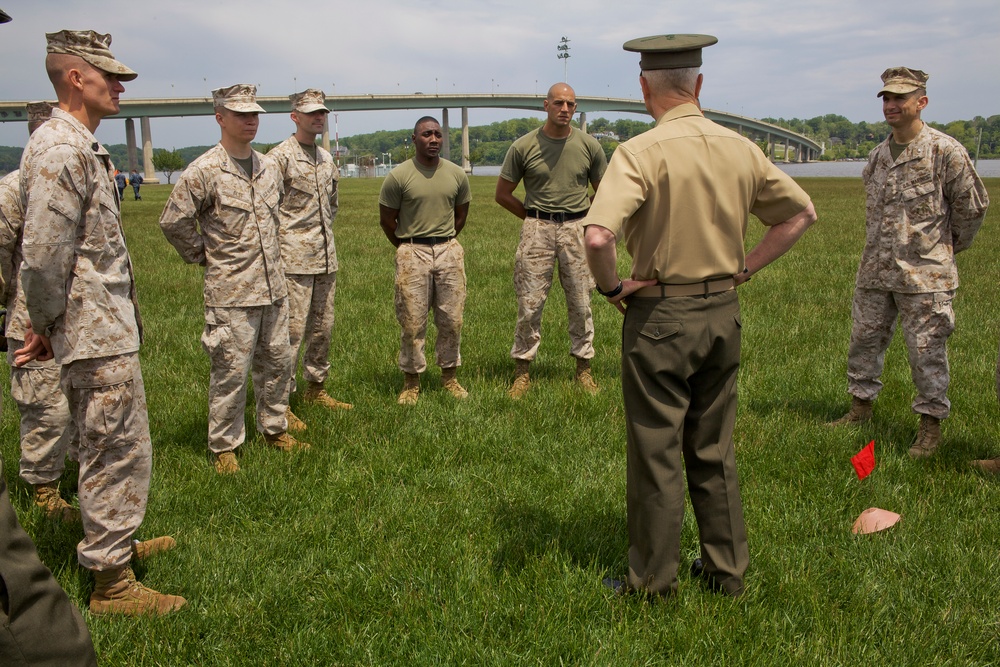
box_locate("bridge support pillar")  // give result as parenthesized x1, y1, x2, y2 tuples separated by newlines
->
(125, 119, 139, 172)
(461, 107, 470, 173)
(140, 117, 160, 184)
(441, 108, 451, 160)
(321, 114, 331, 154)
(767, 133, 774, 162)
(579, 111, 586, 134)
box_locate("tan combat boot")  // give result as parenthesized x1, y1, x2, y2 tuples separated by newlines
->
(509, 360, 531, 399)
(33, 482, 80, 524)
(213, 451, 240, 474)
(263, 432, 311, 452)
(441, 367, 469, 399)
(826, 397, 873, 426)
(303, 381, 353, 410)
(89, 565, 186, 616)
(398, 372, 421, 405)
(132, 536, 177, 560)
(285, 407, 307, 432)
(908, 414, 942, 459)
(575, 358, 599, 395)
(971, 457, 1000, 475)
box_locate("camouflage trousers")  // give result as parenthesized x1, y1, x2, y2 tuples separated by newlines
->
(61, 353, 151, 571)
(847, 288, 955, 419)
(286, 271, 338, 392)
(394, 239, 466, 374)
(8, 342, 79, 486)
(511, 217, 595, 361)
(202, 301, 292, 454)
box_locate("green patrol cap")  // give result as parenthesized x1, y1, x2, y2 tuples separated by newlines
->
(623, 34, 718, 70)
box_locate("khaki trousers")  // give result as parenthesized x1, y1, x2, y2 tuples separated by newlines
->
(621, 291, 748, 596)
(847, 288, 955, 419)
(202, 301, 292, 454)
(8, 341, 78, 486)
(61, 353, 151, 571)
(510, 216, 595, 361)
(394, 240, 466, 374)
(286, 271, 338, 391)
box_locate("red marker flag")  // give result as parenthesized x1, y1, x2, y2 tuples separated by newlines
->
(851, 440, 876, 480)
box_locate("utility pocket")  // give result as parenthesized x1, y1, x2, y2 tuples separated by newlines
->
(639, 319, 682, 341)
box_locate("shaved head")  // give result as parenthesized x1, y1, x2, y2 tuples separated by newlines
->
(45, 53, 83, 93)
(546, 82, 574, 101)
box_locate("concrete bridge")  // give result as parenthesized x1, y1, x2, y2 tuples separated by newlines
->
(0, 93, 821, 183)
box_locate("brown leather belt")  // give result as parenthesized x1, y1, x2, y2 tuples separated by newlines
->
(632, 277, 736, 298)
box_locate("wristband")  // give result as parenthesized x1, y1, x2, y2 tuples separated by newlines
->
(598, 280, 624, 298)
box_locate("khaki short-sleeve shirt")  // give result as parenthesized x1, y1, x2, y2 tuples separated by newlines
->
(585, 104, 811, 283)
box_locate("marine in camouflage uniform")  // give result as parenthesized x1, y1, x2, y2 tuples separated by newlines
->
(17, 29, 184, 615)
(266, 89, 352, 412)
(495, 83, 607, 398)
(378, 117, 471, 405)
(160, 84, 303, 473)
(830, 67, 990, 459)
(0, 102, 80, 524)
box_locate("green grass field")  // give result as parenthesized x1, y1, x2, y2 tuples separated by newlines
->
(3, 175, 999, 666)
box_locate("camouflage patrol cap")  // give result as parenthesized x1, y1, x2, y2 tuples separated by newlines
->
(26, 101, 54, 122)
(1, 9, 11, 23)
(46, 30, 137, 81)
(212, 84, 266, 113)
(623, 34, 718, 70)
(877, 67, 928, 97)
(290, 89, 329, 114)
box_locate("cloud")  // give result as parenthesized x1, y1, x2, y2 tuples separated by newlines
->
(1, 0, 997, 150)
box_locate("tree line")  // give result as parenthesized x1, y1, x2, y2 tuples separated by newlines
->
(2, 113, 998, 176)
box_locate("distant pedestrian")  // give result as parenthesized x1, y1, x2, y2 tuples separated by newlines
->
(114, 169, 126, 203)
(265, 88, 352, 414)
(160, 83, 306, 474)
(129, 168, 142, 199)
(379, 116, 471, 405)
(828, 67, 989, 460)
(495, 82, 606, 398)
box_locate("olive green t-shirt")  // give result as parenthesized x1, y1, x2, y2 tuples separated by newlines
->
(379, 159, 471, 238)
(499, 126, 607, 213)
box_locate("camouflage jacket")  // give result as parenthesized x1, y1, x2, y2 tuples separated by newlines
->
(159, 144, 287, 307)
(265, 136, 339, 275)
(19, 109, 141, 363)
(0, 169, 30, 341)
(858, 124, 989, 293)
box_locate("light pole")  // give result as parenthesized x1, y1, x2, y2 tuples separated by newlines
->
(557, 36, 571, 81)
(331, 112, 340, 167)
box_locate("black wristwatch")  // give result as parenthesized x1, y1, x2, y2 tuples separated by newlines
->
(598, 280, 624, 298)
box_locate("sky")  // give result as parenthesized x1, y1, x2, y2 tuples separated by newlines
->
(1, 0, 998, 150)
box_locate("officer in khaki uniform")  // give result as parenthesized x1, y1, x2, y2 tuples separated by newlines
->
(379, 116, 471, 405)
(265, 89, 352, 413)
(496, 82, 607, 398)
(829, 68, 989, 459)
(160, 84, 306, 474)
(0, 102, 83, 525)
(17, 29, 184, 616)
(584, 34, 816, 597)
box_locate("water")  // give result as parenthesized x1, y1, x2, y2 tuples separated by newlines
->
(778, 159, 1000, 178)
(441, 160, 1000, 179)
